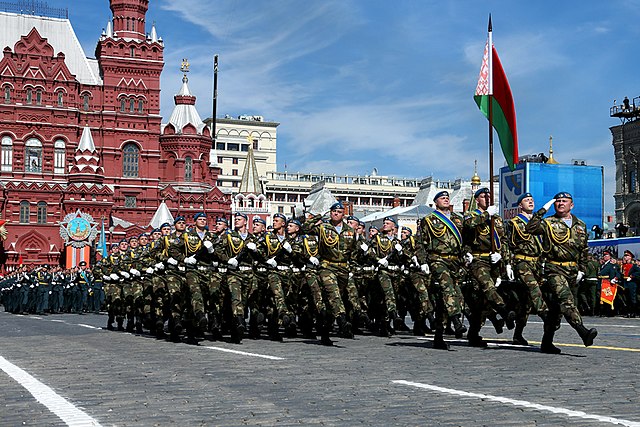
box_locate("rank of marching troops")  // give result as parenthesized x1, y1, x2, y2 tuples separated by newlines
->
(0, 189, 600, 353)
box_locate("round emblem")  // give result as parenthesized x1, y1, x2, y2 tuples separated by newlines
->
(67, 217, 91, 241)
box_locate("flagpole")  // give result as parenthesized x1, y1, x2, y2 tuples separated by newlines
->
(487, 14, 497, 253)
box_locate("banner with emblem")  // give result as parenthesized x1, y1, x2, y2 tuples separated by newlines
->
(600, 278, 617, 308)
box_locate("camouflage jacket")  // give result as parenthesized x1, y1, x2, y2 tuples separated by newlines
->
(420, 210, 464, 258)
(463, 209, 510, 259)
(303, 215, 355, 264)
(525, 208, 589, 272)
(366, 233, 402, 265)
(216, 230, 257, 267)
(505, 214, 544, 259)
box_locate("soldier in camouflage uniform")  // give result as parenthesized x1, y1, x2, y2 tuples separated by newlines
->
(104, 242, 125, 330)
(463, 187, 515, 347)
(148, 224, 172, 338)
(505, 192, 549, 345)
(526, 192, 598, 354)
(164, 216, 188, 341)
(347, 216, 372, 333)
(420, 190, 467, 350)
(248, 217, 268, 339)
(119, 236, 143, 332)
(303, 202, 359, 343)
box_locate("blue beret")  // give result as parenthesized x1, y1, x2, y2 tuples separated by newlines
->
(193, 212, 206, 221)
(369, 225, 379, 231)
(119, 239, 128, 244)
(252, 217, 266, 225)
(474, 187, 490, 198)
(216, 217, 229, 225)
(433, 190, 449, 202)
(554, 191, 572, 200)
(139, 233, 149, 238)
(346, 215, 359, 222)
(111, 243, 118, 248)
(358, 221, 365, 227)
(235, 212, 248, 220)
(517, 192, 533, 204)
(402, 226, 412, 235)
(160, 222, 171, 229)
(288, 218, 302, 227)
(128, 235, 138, 241)
(273, 213, 286, 220)
(174, 216, 185, 224)
(152, 228, 161, 233)
(383, 216, 398, 227)
(330, 201, 344, 211)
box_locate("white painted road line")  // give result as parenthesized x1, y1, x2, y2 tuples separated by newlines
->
(77, 324, 101, 330)
(203, 346, 285, 360)
(0, 355, 102, 427)
(393, 380, 640, 427)
(528, 320, 640, 329)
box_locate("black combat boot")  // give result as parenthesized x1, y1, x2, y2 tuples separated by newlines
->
(195, 311, 208, 336)
(107, 313, 115, 331)
(466, 323, 487, 348)
(451, 314, 467, 338)
(318, 310, 333, 346)
(497, 305, 516, 330)
(337, 313, 353, 339)
(155, 319, 165, 339)
(412, 316, 427, 336)
(170, 317, 183, 342)
(540, 320, 561, 354)
(512, 322, 529, 346)
(425, 312, 435, 334)
(432, 329, 450, 350)
(116, 315, 125, 332)
(575, 323, 597, 347)
(487, 313, 504, 334)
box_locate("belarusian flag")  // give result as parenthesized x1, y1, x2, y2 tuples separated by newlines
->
(474, 19, 518, 171)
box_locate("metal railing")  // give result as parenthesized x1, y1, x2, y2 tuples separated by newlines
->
(0, 0, 68, 19)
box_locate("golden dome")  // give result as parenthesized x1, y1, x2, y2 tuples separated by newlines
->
(471, 160, 482, 185)
(547, 135, 559, 164)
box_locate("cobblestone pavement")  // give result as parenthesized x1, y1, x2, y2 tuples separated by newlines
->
(1, 310, 639, 426)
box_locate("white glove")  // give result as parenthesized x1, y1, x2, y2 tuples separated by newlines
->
(394, 243, 403, 253)
(411, 256, 419, 267)
(167, 257, 178, 266)
(420, 263, 430, 274)
(378, 257, 389, 268)
(203, 240, 215, 253)
(309, 256, 319, 266)
(576, 271, 585, 283)
(495, 277, 502, 288)
(266, 258, 278, 268)
(611, 276, 618, 284)
(102, 275, 110, 281)
(130, 268, 140, 277)
(246, 242, 257, 252)
(543, 199, 556, 211)
(110, 273, 119, 281)
(627, 277, 632, 282)
(349, 272, 354, 278)
(30, 284, 34, 288)
(120, 271, 130, 279)
(154, 262, 165, 270)
(490, 252, 502, 264)
(228, 257, 238, 268)
(506, 264, 514, 281)
(487, 205, 499, 216)
(360, 243, 369, 252)
(282, 241, 292, 253)
(146, 267, 154, 275)
(16, 284, 21, 288)
(49, 291, 52, 295)
(184, 256, 197, 265)
(464, 252, 474, 265)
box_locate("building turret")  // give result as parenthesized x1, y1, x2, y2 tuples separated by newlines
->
(68, 125, 104, 184)
(109, 0, 149, 41)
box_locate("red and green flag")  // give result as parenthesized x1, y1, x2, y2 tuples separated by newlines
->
(474, 19, 518, 170)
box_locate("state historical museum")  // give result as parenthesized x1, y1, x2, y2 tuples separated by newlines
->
(0, 0, 231, 268)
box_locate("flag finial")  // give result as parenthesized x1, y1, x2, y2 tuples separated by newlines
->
(488, 14, 492, 32)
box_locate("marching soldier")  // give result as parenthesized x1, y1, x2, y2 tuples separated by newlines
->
(164, 216, 189, 341)
(526, 192, 598, 354)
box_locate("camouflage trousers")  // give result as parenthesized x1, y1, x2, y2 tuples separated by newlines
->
(203, 270, 223, 316)
(514, 259, 548, 318)
(164, 270, 185, 319)
(151, 275, 167, 318)
(104, 281, 124, 316)
(376, 268, 399, 316)
(122, 278, 144, 315)
(184, 268, 207, 315)
(406, 270, 434, 317)
(428, 258, 463, 323)
(468, 258, 505, 310)
(542, 263, 583, 329)
(303, 267, 325, 314)
(225, 268, 253, 317)
(267, 269, 292, 317)
(318, 262, 361, 318)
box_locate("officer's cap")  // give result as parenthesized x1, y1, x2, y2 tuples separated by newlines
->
(624, 250, 634, 258)
(174, 216, 186, 224)
(383, 216, 398, 227)
(554, 191, 573, 200)
(193, 212, 206, 221)
(517, 192, 533, 204)
(78, 261, 87, 267)
(603, 250, 612, 257)
(330, 201, 344, 211)
(474, 187, 490, 198)
(235, 212, 248, 220)
(433, 190, 449, 202)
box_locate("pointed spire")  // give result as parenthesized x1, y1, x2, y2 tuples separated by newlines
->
(471, 160, 481, 187)
(547, 135, 559, 164)
(77, 125, 97, 153)
(106, 20, 113, 38)
(151, 22, 158, 43)
(149, 201, 175, 228)
(238, 141, 262, 194)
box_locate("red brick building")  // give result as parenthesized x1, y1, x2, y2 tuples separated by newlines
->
(0, 0, 230, 268)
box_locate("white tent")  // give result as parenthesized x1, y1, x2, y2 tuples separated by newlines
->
(359, 204, 434, 231)
(148, 201, 175, 229)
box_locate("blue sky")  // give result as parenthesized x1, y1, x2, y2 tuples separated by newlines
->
(40, 1, 640, 211)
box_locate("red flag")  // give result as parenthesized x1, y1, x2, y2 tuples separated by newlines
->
(18, 254, 23, 266)
(600, 279, 617, 308)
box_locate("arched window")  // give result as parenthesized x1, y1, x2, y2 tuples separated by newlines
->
(26, 88, 32, 104)
(1, 136, 12, 172)
(83, 93, 90, 111)
(3, 86, 10, 104)
(35, 89, 42, 105)
(184, 156, 193, 182)
(37, 201, 47, 224)
(120, 98, 126, 112)
(57, 91, 64, 107)
(138, 100, 143, 113)
(54, 140, 65, 174)
(130, 46, 135, 58)
(630, 169, 637, 194)
(129, 98, 135, 113)
(25, 138, 42, 173)
(19, 201, 30, 224)
(122, 143, 139, 177)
